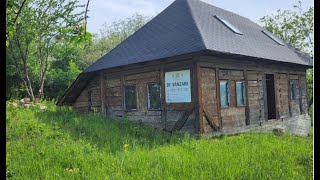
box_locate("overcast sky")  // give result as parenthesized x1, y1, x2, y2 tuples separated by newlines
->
(80, 0, 314, 35)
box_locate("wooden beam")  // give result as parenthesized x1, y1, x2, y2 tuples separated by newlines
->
(192, 60, 200, 133)
(171, 108, 194, 132)
(262, 73, 268, 121)
(287, 73, 292, 117)
(274, 73, 279, 119)
(100, 71, 106, 116)
(203, 108, 219, 131)
(244, 70, 250, 125)
(298, 75, 303, 115)
(121, 76, 125, 112)
(160, 65, 167, 130)
(196, 62, 204, 133)
(215, 67, 222, 129)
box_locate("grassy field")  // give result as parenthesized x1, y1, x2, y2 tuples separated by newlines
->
(6, 101, 313, 179)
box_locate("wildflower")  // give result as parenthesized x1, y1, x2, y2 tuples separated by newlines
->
(123, 144, 129, 149)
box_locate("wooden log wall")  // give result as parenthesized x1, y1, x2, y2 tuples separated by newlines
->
(299, 74, 308, 114)
(289, 75, 301, 116)
(73, 75, 101, 113)
(276, 73, 290, 118)
(219, 69, 246, 128)
(200, 67, 219, 133)
(247, 71, 265, 124)
(71, 54, 309, 135)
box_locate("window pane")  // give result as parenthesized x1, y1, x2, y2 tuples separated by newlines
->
(148, 83, 161, 110)
(125, 86, 137, 110)
(290, 80, 299, 100)
(236, 81, 246, 106)
(220, 81, 229, 108)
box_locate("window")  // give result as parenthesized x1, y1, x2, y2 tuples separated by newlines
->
(236, 81, 246, 106)
(215, 15, 243, 35)
(262, 30, 285, 46)
(147, 83, 161, 110)
(124, 86, 137, 110)
(290, 80, 298, 100)
(220, 80, 230, 108)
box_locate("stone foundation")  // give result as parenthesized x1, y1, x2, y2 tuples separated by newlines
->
(207, 114, 311, 137)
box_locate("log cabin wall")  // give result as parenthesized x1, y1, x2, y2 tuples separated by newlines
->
(71, 54, 309, 135)
(100, 56, 197, 134)
(218, 69, 246, 129)
(73, 75, 101, 112)
(199, 56, 308, 133)
(246, 71, 264, 124)
(200, 68, 219, 133)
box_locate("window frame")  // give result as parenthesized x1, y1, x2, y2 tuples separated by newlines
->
(123, 85, 138, 111)
(219, 79, 230, 109)
(290, 80, 298, 101)
(147, 82, 162, 111)
(214, 15, 243, 35)
(235, 80, 246, 107)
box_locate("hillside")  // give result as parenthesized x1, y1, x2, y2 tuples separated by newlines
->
(6, 101, 313, 179)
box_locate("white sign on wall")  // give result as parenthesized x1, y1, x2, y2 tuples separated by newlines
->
(165, 69, 191, 103)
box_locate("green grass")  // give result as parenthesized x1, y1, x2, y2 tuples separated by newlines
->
(6, 101, 313, 179)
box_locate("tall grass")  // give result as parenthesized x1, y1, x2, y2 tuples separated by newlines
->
(6, 101, 313, 179)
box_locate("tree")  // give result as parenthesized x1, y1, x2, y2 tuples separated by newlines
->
(259, 1, 313, 107)
(80, 14, 150, 67)
(6, 0, 90, 101)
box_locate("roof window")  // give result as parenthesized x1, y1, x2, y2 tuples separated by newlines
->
(214, 15, 243, 35)
(262, 30, 285, 46)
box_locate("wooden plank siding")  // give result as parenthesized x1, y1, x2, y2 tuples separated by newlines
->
(71, 54, 309, 135)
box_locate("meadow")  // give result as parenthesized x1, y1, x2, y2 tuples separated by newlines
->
(6, 101, 313, 179)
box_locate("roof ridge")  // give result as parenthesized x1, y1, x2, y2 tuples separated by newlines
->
(186, 0, 209, 50)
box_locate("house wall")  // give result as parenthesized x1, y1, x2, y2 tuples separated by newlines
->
(71, 55, 310, 136)
(73, 75, 101, 112)
(198, 56, 309, 134)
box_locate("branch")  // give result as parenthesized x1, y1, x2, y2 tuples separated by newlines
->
(13, 0, 27, 25)
(84, 0, 90, 35)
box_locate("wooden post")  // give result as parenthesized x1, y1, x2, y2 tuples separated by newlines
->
(100, 71, 106, 116)
(160, 65, 167, 130)
(196, 62, 204, 133)
(274, 73, 279, 119)
(287, 73, 292, 117)
(244, 70, 250, 125)
(215, 67, 222, 129)
(298, 75, 303, 115)
(121, 76, 125, 112)
(305, 74, 309, 113)
(262, 73, 268, 121)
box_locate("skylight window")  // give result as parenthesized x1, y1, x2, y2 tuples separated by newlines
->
(214, 15, 243, 35)
(262, 30, 285, 46)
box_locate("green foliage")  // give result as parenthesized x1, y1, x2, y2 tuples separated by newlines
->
(46, 61, 81, 100)
(6, 102, 313, 179)
(6, 12, 149, 101)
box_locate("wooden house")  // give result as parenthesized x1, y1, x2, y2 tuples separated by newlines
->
(58, 0, 312, 136)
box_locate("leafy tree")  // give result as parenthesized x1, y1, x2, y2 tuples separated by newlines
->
(259, 1, 313, 107)
(6, 0, 90, 101)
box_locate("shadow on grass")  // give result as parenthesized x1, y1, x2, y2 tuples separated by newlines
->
(34, 107, 188, 153)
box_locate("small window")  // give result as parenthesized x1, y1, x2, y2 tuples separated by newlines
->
(220, 80, 230, 108)
(147, 83, 161, 110)
(236, 81, 246, 106)
(262, 30, 285, 46)
(124, 86, 137, 110)
(215, 15, 243, 35)
(290, 80, 298, 100)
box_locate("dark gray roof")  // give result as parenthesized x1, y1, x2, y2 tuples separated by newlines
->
(83, 0, 312, 73)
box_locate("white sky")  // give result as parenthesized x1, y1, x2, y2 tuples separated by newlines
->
(80, 0, 314, 35)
